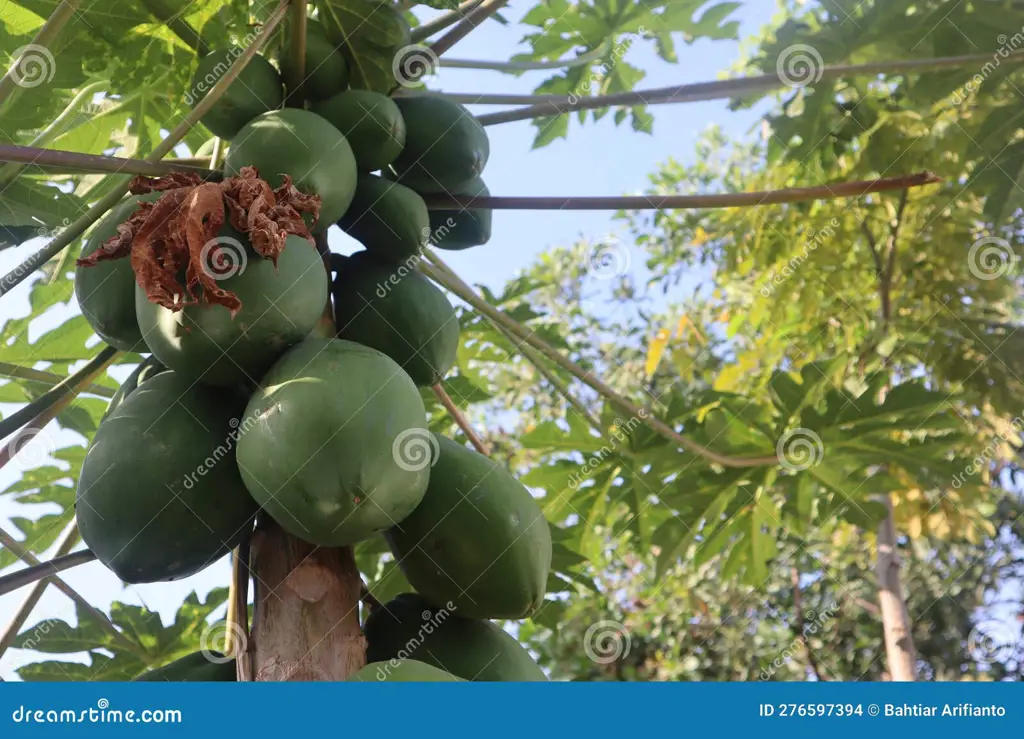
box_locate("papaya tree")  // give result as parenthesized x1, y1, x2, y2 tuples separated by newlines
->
(1, 0, 1022, 683)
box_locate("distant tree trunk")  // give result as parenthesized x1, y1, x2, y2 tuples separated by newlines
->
(876, 494, 917, 680)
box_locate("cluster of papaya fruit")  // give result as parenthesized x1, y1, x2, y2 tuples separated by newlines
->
(73, 12, 550, 683)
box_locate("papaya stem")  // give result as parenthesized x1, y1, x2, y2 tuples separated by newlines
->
(0, 144, 221, 178)
(0, 362, 115, 398)
(419, 172, 941, 211)
(0, 525, 141, 655)
(478, 49, 1024, 126)
(432, 383, 491, 455)
(428, 42, 613, 73)
(0, 522, 81, 659)
(410, 0, 483, 43)
(0, 0, 290, 298)
(420, 252, 779, 469)
(0, 346, 120, 449)
(0, 0, 82, 116)
(208, 138, 224, 170)
(429, 0, 507, 58)
(0, 550, 96, 599)
(233, 534, 253, 682)
(283, 0, 308, 107)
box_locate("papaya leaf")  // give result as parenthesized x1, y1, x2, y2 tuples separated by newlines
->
(317, 0, 410, 93)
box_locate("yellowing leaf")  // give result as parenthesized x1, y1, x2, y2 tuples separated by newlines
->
(692, 226, 709, 245)
(645, 328, 671, 378)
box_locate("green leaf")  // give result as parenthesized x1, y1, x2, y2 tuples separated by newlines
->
(317, 0, 410, 93)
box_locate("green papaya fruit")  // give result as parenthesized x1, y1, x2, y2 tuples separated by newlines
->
(102, 356, 168, 421)
(386, 434, 551, 619)
(365, 594, 547, 682)
(280, 21, 348, 103)
(336, 174, 428, 261)
(429, 177, 492, 250)
(188, 48, 283, 139)
(135, 230, 326, 388)
(319, 2, 410, 93)
(333, 251, 458, 386)
(311, 90, 405, 171)
(74, 192, 161, 351)
(134, 651, 236, 681)
(236, 338, 430, 546)
(195, 138, 219, 158)
(77, 372, 257, 583)
(349, 659, 461, 682)
(391, 97, 489, 192)
(224, 108, 357, 232)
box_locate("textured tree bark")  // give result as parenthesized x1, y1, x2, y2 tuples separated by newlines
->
(247, 519, 366, 681)
(876, 494, 917, 681)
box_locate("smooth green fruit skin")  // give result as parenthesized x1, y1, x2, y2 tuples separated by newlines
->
(337, 174, 428, 261)
(77, 372, 257, 583)
(134, 652, 235, 682)
(365, 594, 547, 682)
(236, 339, 430, 546)
(75, 192, 161, 351)
(280, 23, 348, 102)
(386, 434, 552, 619)
(334, 252, 458, 386)
(312, 90, 405, 172)
(135, 232, 326, 388)
(102, 356, 168, 421)
(429, 177, 492, 251)
(189, 49, 283, 140)
(349, 659, 461, 682)
(225, 108, 357, 232)
(392, 97, 489, 192)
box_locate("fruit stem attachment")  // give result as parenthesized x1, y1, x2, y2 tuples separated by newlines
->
(0, 0, 290, 298)
(411, 0, 483, 43)
(0, 363, 115, 398)
(477, 49, 1024, 126)
(0, 0, 82, 115)
(0, 144, 221, 179)
(420, 252, 779, 469)
(284, 0, 308, 107)
(432, 383, 491, 455)
(429, 0, 507, 58)
(419, 172, 941, 211)
(0, 346, 120, 455)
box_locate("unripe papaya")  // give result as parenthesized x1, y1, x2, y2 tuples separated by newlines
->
(74, 192, 161, 351)
(188, 48, 283, 140)
(365, 594, 547, 681)
(102, 356, 167, 421)
(349, 659, 461, 682)
(429, 177, 492, 250)
(135, 231, 326, 388)
(392, 97, 489, 192)
(336, 174, 428, 261)
(333, 251, 458, 386)
(224, 109, 357, 232)
(280, 21, 348, 103)
(312, 90, 405, 171)
(77, 372, 257, 583)
(236, 338, 430, 546)
(134, 651, 235, 681)
(386, 434, 551, 619)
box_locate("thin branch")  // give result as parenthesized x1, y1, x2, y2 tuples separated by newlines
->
(0, 521, 79, 658)
(0, 550, 96, 598)
(881, 189, 910, 326)
(0, 0, 290, 298)
(0, 526, 137, 653)
(420, 172, 941, 211)
(140, 0, 209, 56)
(284, 0, 308, 106)
(432, 383, 491, 455)
(436, 43, 612, 72)
(477, 49, 1024, 126)
(860, 219, 883, 277)
(411, 0, 484, 43)
(420, 252, 778, 469)
(0, 144, 221, 178)
(0, 0, 83, 113)
(429, 0, 508, 58)
(791, 566, 825, 681)
(0, 363, 115, 398)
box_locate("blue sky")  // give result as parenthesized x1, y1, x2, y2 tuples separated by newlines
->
(0, 2, 777, 679)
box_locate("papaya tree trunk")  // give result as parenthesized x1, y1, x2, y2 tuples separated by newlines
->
(876, 494, 917, 680)
(248, 519, 366, 681)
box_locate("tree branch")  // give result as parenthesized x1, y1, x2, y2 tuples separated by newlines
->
(0, 0, 82, 113)
(429, 0, 507, 58)
(283, 0, 308, 106)
(435, 43, 612, 72)
(411, 0, 484, 43)
(0, 363, 115, 398)
(0, 144, 221, 178)
(140, 0, 209, 57)
(0, 550, 96, 598)
(881, 189, 910, 326)
(432, 383, 491, 455)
